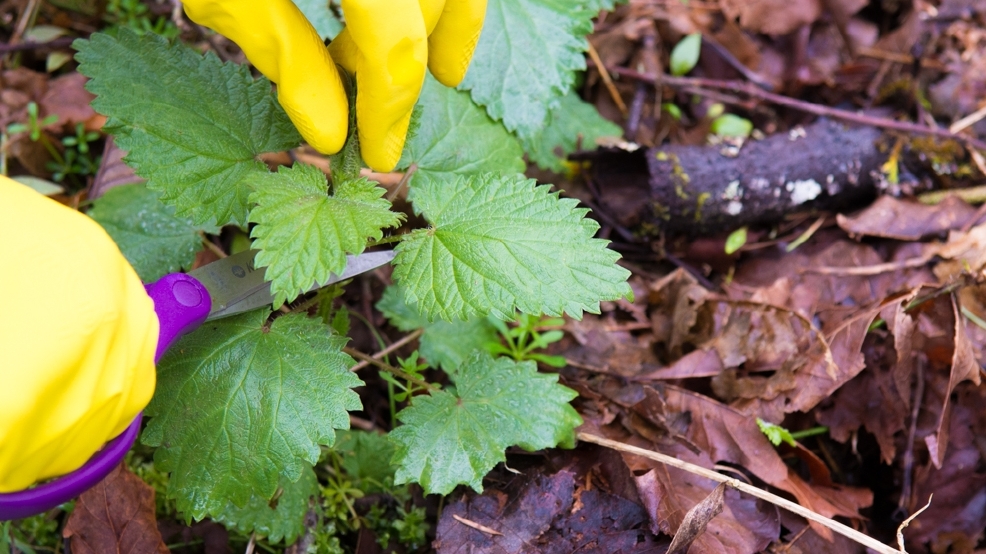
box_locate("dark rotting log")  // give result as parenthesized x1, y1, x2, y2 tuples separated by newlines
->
(582, 119, 885, 236)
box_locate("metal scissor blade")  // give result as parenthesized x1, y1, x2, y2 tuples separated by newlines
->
(189, 250, 396, 321)
(187, 249, 268, 319)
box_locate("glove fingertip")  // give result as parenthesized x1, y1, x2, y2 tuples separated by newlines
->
(277, 63, 350, 155)
(359, 125, 406, 173)
(427, 0, 487, 87)
(428, 44, 475, 87)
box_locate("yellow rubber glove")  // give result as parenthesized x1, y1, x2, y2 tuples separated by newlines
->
(182, 0, 487, 172)
(182, 0, 350, 156)
(0, 176, 158, 493)
(328, 0, 487, 171)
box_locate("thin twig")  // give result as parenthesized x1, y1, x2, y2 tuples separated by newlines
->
(586, 41, 628, 116)
(343, 345, 435, 391)
(897, 495, 933, 553)
(452, 514, 503, 536)
(11, 0, 41, 45)
(593, 64, 986, 152)
(808, 253, 936, 276)
(577, 432, 903, 554)
(349, 328, 424, 372)
(198, 231, 227, 258)
(700, 35, 774, 90)
(387, 163, 416, 202)
(949, 103, 986, 134)
(0, 36, 76, 54)
(896, 358, 925, 519)
(349, 414, 375, 431)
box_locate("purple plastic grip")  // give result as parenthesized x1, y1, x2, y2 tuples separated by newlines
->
(0, 274, 211, 521)
(145, 273, 212, 361)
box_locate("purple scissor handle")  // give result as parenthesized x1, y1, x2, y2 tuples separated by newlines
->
(0, 250, 394, 521)
(0, 273, 211, 521)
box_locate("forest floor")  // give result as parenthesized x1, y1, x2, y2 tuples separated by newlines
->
(5, 0, 986, 553)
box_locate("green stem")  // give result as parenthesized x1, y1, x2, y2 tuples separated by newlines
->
(790, 426, 829, 440)
(961, 305, 986, 331)
(343, 346, 436, 392)
(366, 234, 405, 247)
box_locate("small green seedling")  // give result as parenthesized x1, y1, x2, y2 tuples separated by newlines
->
(105, 0, 180, 38)
(487, 313, 567, 367)
(757, 418, 829, 447)
(6, 102, 58, 142)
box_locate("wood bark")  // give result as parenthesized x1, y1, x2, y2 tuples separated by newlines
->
(586, 119, 885, 236)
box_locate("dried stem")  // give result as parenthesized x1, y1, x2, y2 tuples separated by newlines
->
(349, 328, 424, 372)
(0, 36, 75, 54)
(577, 432, 904, 554)
(198, 232, 227, 259)
(586, 41, 628, 116)
(387, 163, 417, 202)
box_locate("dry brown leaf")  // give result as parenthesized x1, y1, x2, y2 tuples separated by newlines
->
(648, 268, 711, 357)
(837, 195, 980, 240)
(935, 223, 986, 280)
(635, 467, 778, 554)
(89, 137, 145, 199)
(607, 384, 871, 541)
(906, 388, 986, 546)
(641, 348, 724, 380)
(666, 482, 726, 554)
(719, 0, 822, 36)
(39, 72, 96, 130)
(565, 315, 662, 377)
(815, 337, 912, 464)
(778, 510, 868, 553)
(62, 462, 169, 554)
(925, 296, 982, 468)
(435, 468, 665, 553)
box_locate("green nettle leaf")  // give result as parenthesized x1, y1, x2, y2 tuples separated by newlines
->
(142, 311, 363, 519)
(393, 173, 633, 321)
(670, 33, 702, 76)
(585, 0, 625, 10)
(400, 74, 524, 187)
(88, 184, 216, 282)
(377, 285, 498, 370)
(291, 0, 343, 40)
(215, 467, 318, 544)
(249, 163, 403, 306)
(74, 29, 301, 226)
(459, 0, 598, 139)
(390, 351, 582, 494)
(522, 90, 622, 172)
(334, 430, 398, 493)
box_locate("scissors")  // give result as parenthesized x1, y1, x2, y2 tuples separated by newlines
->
(0, 249, 394, 520)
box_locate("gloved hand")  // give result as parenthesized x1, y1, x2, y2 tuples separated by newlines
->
(182, 0, 487, 172)
(0, 176, 158, 493)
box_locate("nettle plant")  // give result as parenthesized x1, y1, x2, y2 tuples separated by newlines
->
(76, 0, 628, 540)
